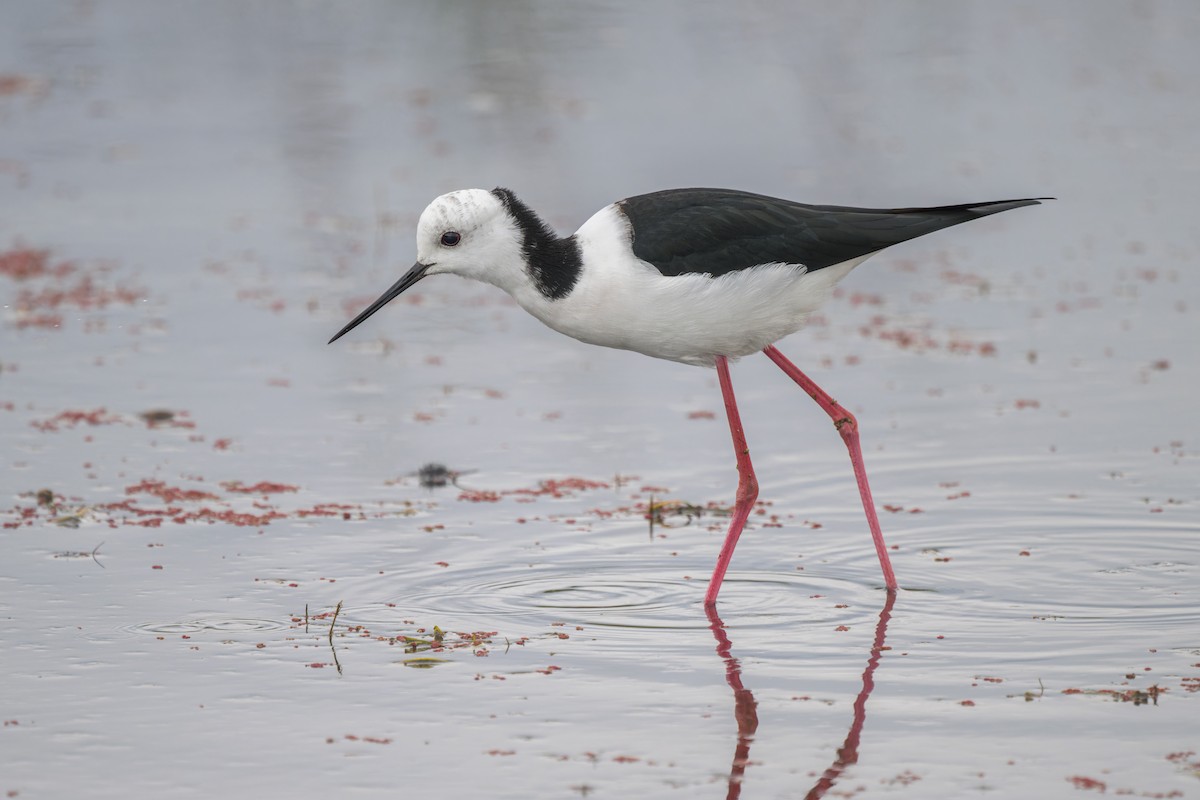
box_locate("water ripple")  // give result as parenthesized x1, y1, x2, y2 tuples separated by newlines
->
(121, 617, 288, 636)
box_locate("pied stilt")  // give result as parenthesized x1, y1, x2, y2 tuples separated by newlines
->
(330, 187, 1046, 605)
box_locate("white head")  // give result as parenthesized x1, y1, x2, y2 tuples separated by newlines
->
(415, 189, 526, 288)
(328, 188, 528, 343)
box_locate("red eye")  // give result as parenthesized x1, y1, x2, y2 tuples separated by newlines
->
(440, 231, 461, 246)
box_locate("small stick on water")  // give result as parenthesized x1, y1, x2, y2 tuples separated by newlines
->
(305, 604, 309, 633)
(90, 541, 105, 569)
(328, 600, 343, 646)
(648, 494, 655, 539)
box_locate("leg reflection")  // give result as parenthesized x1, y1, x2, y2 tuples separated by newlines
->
(705, 604, 759, 800)
(805, 590, 897, 799)
(705, 591, 897, 800)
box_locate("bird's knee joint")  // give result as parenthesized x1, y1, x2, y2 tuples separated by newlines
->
(737, 474, 759, 505)
(833, 412, 858, 433)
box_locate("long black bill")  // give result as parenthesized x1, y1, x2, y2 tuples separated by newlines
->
(327, 261, 430, 344)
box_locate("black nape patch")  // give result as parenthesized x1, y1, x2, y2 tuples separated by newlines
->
(491, 187, 582, 300)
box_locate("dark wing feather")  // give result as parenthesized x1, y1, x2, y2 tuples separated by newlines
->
(617, 188, 1047, 277)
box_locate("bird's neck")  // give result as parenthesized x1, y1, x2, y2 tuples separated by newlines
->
(491, 188, 583, 302)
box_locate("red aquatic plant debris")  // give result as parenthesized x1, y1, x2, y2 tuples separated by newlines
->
(1067, 776, 1106, 792)
(847, 291, 884, 307)
(16, 274, 144, 312)
(514, 477, 610, 497)
(213, 438, 233, 450)
(294, 503, 359, 519)
(0, 73, 49, 96)
(1019, 550, 1031, 556)
(687, 410, 716, 420)
(31, 408, 124, 431)
(612, 755, 640, 764)
(1166, 751, 1199, 780)
(457, 477, 610, 504)
(835, 625, 850, 632)
(1013, 398, 1041, 410)
(126, 479, 220, 503)
(1061, 686, 1165, 704)
(191, 508, 287, 526)
(14, 312, 63, 329)
(221, 481, 299, 495)
(101, 499, 183, 517)
(459, 489, 502, 502)
(959, 700, 975, 707)
(0, 247, 55, 280)
(882, 771, 922, 787)
(855, 314, 999, 356)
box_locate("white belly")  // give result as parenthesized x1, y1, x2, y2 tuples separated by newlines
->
(551, 258, 865, 365)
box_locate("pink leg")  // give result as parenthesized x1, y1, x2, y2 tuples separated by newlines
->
(705, 356, 760, 606)
(762, 345, 898, 592)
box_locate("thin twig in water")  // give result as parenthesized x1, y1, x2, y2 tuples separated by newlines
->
(328, 600, 343, 646)
(90, 541, 105, 569)
(648, 494, 655, 539)
(305, 604, 309, 633)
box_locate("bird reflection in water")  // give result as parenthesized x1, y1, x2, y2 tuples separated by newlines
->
(705, 591, 897, 799)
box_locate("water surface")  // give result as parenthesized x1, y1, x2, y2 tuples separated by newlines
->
(2, 3, 1198, 798)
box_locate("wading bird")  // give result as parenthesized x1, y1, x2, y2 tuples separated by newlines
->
(330, 187, 1045, 605)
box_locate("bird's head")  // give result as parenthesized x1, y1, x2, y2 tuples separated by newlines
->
(328, 188, 525, 343)
(415, 188, 525, 286)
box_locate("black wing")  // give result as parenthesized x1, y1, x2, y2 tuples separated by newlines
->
(617, 188, 1047, 277)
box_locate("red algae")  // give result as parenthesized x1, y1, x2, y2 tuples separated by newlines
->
(0, 247, 56, 280)
(16, 274, 144, 312)
(457, 477, 613, 504)
(221, 481, 300, 495)
(1067, 776, 1106, 792)
(126, 479, 221, 503)
(31, 408, 124, 432)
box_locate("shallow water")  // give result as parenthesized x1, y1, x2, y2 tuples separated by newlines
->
(3, 2, 1199, 798)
